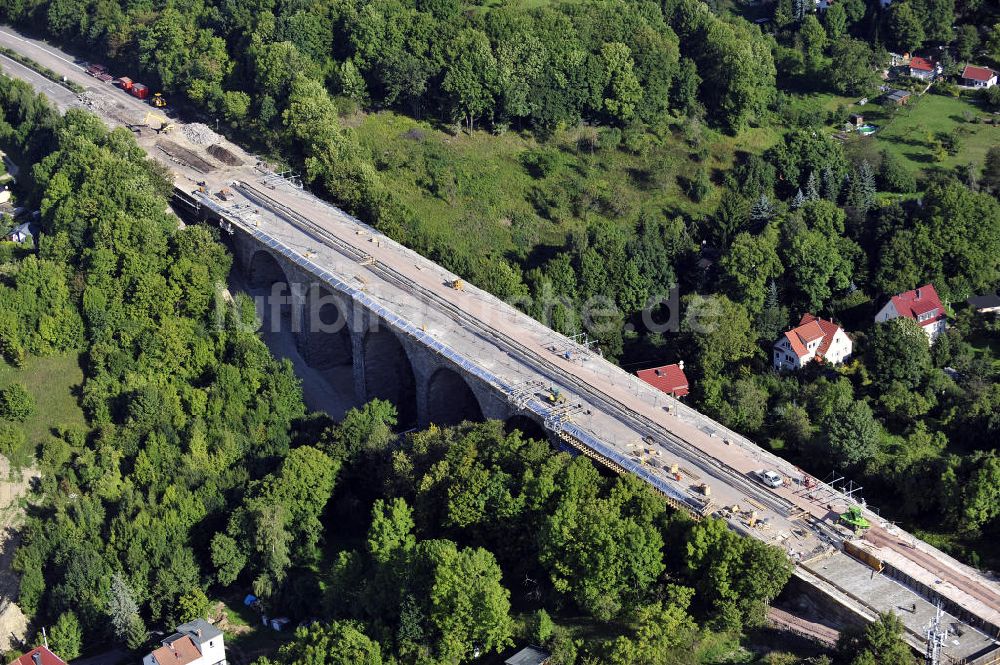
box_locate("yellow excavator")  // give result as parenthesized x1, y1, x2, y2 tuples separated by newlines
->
(129, 111, 174, 134)
(151, 92, 168, 108)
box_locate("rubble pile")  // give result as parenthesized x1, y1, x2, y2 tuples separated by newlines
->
(182, 122, 222, 146)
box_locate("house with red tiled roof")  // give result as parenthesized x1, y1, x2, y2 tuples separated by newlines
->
(961, 65, 997, 89)
(637, 362, 689, 397)
(875, 284, 947, 343)
(143, 620, 226, 665)
(773, 314, 852, 371)
(907, 56, 938, 80)
(8, 647, 67, 665)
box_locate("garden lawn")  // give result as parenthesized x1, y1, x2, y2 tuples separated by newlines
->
(0, 353, 86, 452)
(865, 93, 999, 174)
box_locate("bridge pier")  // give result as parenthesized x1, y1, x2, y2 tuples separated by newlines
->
(297, 284, 354, 370)
(212, 224, 521, 431)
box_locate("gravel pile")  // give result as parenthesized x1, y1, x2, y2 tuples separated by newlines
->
(77, 91, 111, 112)
(182, 122, 222, 146)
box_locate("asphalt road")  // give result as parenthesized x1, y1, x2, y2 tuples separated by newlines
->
(0, 49, 79, 110)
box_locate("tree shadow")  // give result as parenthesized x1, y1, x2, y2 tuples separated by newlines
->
(513, 242, 565, 272)
(627, 167, 656, 189)
(904, 152, 935, 164)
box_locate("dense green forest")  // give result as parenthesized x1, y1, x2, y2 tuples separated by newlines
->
(0, 0, 999, 653)
(0, 75, 923, 665)
(9, 0, 993, 563)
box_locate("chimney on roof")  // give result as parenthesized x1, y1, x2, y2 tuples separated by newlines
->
(31, 652, 41, 665)
(916, 288, 921, 298)
(678, 360, 684, 370)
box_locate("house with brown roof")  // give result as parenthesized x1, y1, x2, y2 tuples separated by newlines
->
(961, 65, 998, 89)
(143, 620, 226, 665)
(907, 56, 938, 80)
(637, 362, 689, 397)
(875, 284, 947, 343)
(8, 647, 67, 665)
(773, 314, 852, 371)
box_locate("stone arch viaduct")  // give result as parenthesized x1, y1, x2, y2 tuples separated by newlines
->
(228, 231, 547, 440)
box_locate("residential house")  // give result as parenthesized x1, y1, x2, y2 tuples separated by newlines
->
(7, 221, 36, 244)
(875, 284, 947, 343)
(637, 362, 689, 397)
(907, 56, 937, 80)
(8, 647, 67, 665)
(967, 290, 1000, 314)
(961, 65, 998, 89)
(505, 646, 551, 665)
(143, 619, 226, 665)
(773, 314, 852, 371)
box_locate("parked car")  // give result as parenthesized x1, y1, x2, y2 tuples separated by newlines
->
(755, 469, 783, 488)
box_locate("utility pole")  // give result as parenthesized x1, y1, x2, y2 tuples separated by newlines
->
(925, 601, 947, 665)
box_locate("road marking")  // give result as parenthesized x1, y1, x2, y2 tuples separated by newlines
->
(0, 28, 84, 71)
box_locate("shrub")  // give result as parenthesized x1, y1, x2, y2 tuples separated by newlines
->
(681, 168, 712, 202)
(622, 127, 653, 155)
(597, 127, 622, 152)
(0, 423, 29, 467)
(534, 609, 555, 643)
(48, 611, 82, 661)
(878, 150, 916, 193)
(520, 148, 561, 178)
(0, 383, 33, 421)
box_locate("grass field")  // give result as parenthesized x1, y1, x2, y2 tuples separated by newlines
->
(351, 111, 780, 266)
(0, 353, 86, 465)
(852, 93, 999, 174)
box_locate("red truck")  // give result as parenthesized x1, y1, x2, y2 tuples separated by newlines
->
(130, 82, 149, 100)
(117, 76, 133, 91)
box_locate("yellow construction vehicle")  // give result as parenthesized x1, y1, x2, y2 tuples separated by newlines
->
(151, 92, 167, 108)
(546, 386, 566, 404)
(450, 278, 464, 291)
(147, 112, 173, 134)
(129, 111, 173, 134)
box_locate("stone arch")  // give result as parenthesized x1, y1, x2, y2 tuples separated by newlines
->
(247, 250, 295, 331)
(425, 367, 484, 427)
(248, 250, 288, 289)
(504, 414, 549, 442)
(299, 285, 353, 370)
(363, 327, 417, 427)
